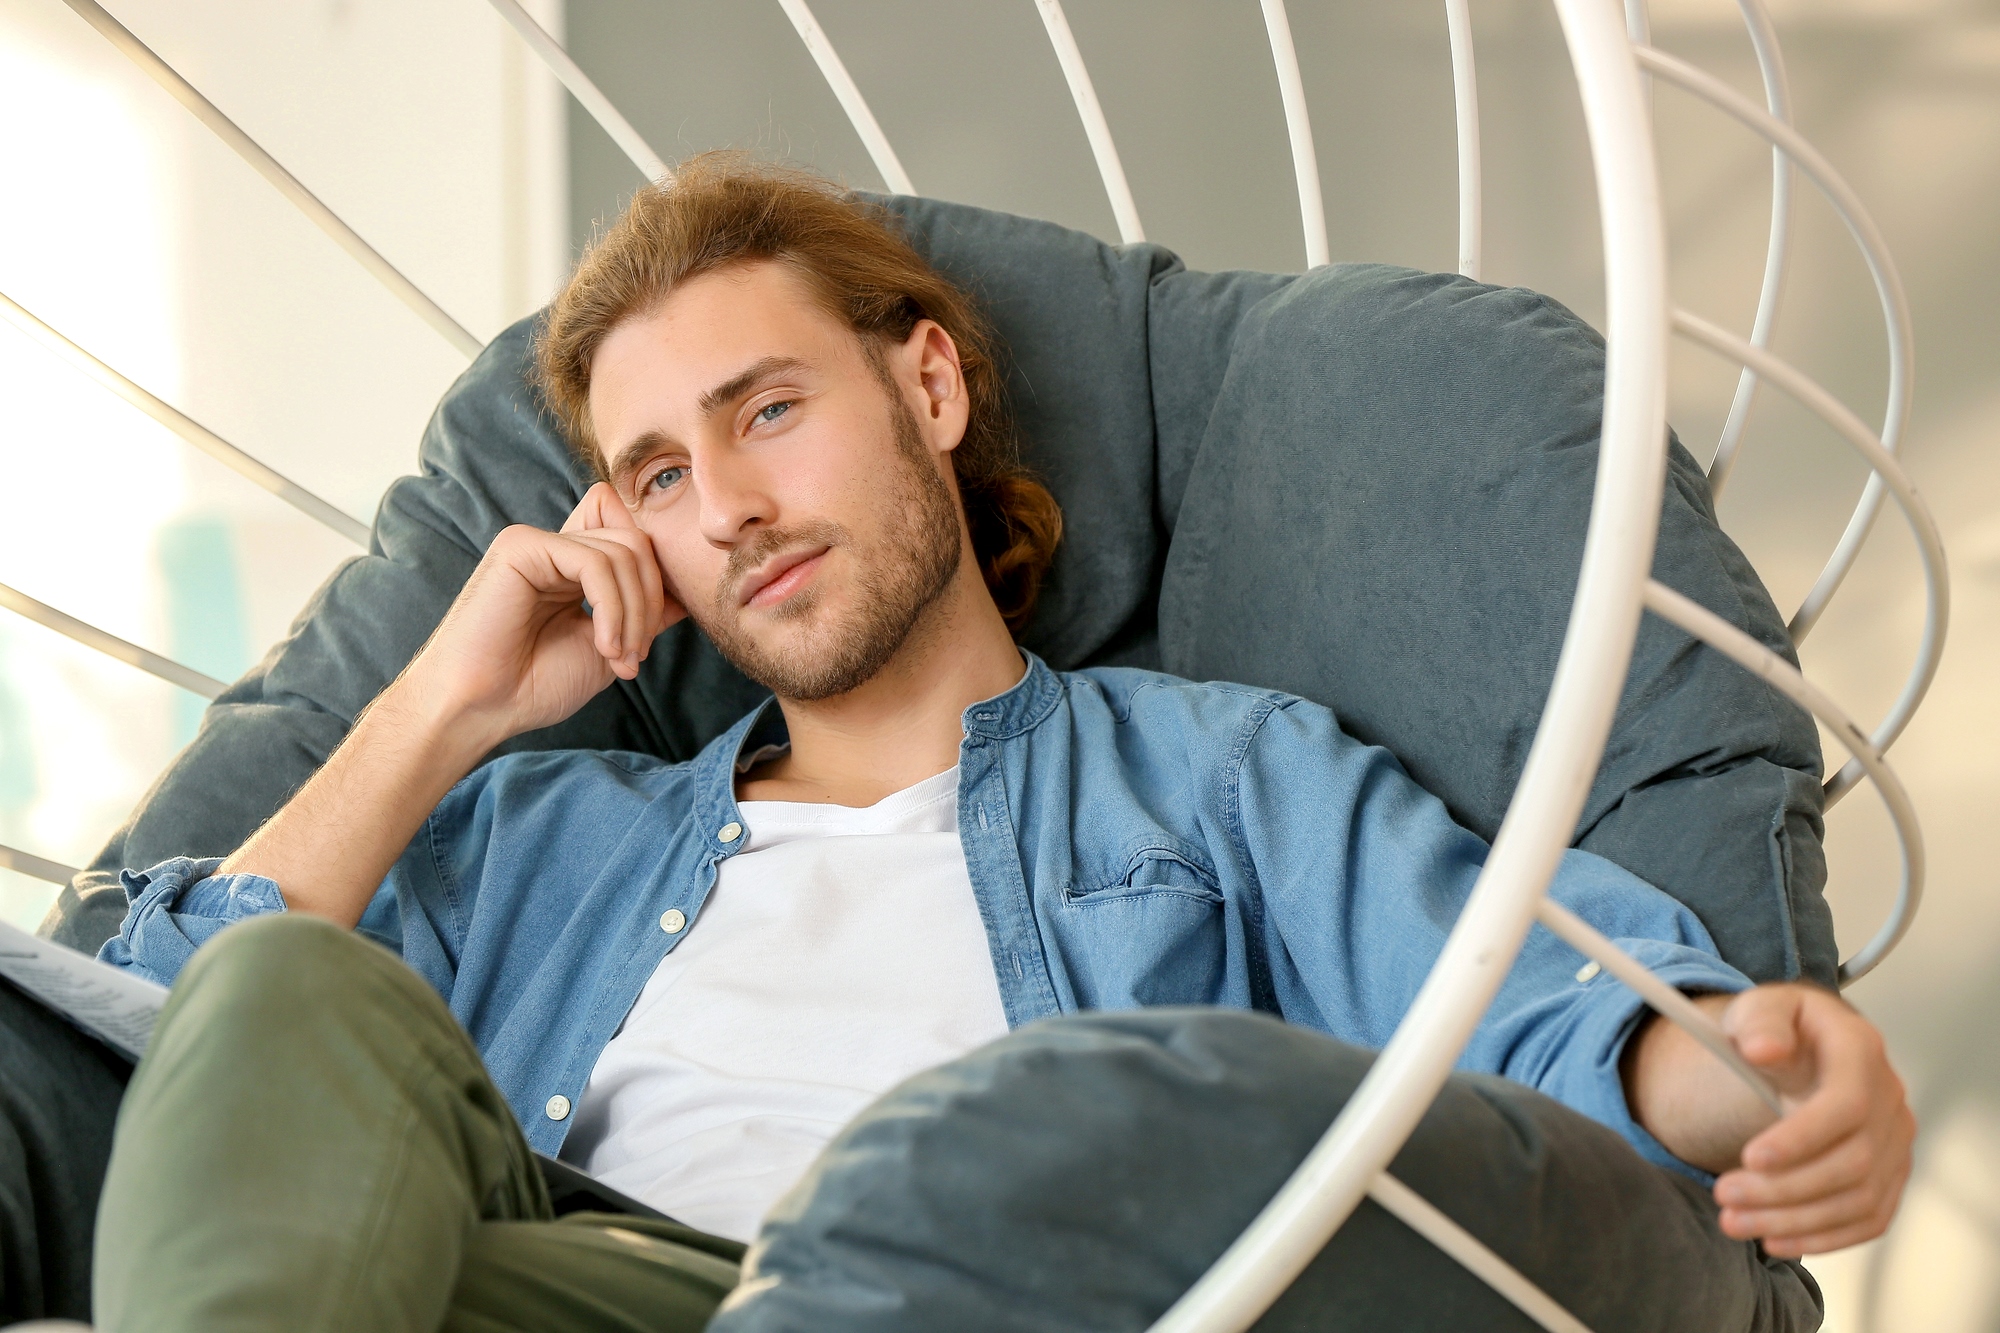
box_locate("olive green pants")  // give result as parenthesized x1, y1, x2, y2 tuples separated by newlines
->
(93, 915, 742, 1333)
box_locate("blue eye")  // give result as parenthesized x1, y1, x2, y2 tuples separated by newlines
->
(647, 464, 688, 494)
(755, 400, 792, 426)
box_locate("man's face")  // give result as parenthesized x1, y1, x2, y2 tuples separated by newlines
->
(587, 260, 969, 701)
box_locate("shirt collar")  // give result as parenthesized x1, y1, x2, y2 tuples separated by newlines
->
(959, 649, 1062, 740)
(690, 650, 1061, 847)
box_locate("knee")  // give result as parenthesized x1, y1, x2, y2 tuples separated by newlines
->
(998, 1006, 1374, 1105)
(154, 914, 417, 1061)
(871, 1006, 1372, 1178)
(174, 912, 363, 1003)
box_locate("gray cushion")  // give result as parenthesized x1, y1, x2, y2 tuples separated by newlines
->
(45, 197, 1828, 986)
(1155, 267, 1830, 984)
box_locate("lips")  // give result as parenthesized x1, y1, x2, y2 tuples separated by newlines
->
(737, 546, 830, 608)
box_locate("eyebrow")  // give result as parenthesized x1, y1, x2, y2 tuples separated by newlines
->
(603, 354, 811, 485)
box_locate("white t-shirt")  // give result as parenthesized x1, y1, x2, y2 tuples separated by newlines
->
(558, 765, 1010, 1241)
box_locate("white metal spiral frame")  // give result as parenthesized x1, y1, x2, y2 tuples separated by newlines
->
(0, 3, 1947, 1331)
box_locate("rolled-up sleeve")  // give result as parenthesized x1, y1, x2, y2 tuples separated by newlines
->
(1518, 932, 1750, 1178)
(96, 857, 288, 986)
(1235, 696, 1754, 1180)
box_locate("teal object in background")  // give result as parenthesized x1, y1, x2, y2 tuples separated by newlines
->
(0, 634, 37, 841)
(0, 633, 50, 929)
(157, 518, 249, 747)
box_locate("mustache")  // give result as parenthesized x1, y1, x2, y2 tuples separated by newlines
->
(716, 520, 847, 608)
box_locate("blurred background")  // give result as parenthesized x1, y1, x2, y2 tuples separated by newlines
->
(0, 0, 1992, 1326)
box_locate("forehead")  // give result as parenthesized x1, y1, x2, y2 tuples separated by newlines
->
(587, 261, 853, 436)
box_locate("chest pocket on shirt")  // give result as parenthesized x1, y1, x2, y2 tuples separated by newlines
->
(1066, 845, 1223, 907)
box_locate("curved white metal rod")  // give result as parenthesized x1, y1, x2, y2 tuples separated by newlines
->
(0, 290, 372, 548)
(1705, 0, 1794, 499)
(58, 0, 484, 360)
(1642, 580, 1922, 985)
(774, 0, 915, 197)
(1633, 44, 1914, 649)
(1673, 309, 1947, 809)
(483, 0, 670, 183)
(1259, 0, 1330, 268)
(1623, 0, 1651, 45)
(1623, 0, 1652, 110)
(1444, 0, 1482, 280)
(1368, 1172, 1593, 1332)
(1148, 0, 1671, 1324)
(1033, 0, 1144, 245)
(0, 843, 79, 887)
(0, 582, 227, 700)
(1537, 899, 1782, 1112)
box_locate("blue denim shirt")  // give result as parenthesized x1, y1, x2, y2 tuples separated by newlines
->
(104, 654, 1747, 1175)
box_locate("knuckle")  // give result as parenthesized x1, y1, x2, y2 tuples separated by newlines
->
(1823, 1155, 1868, 1193)
(1826, 1089, 1869, 1128)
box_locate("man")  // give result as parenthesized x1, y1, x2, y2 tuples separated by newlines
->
(11, 156, 1908, 1331)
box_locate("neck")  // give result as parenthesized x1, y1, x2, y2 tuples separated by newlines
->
(736, 559, 1025, 807)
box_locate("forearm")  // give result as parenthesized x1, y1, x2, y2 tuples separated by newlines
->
(218, 674, 504, 927)
(217, 500, 673, 928)
(1622, 993, 1778, 1173)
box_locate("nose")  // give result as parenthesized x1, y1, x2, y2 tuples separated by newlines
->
(694, 447, 777, 549)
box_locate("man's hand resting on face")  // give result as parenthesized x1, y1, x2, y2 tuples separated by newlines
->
(1624, 983, 1915, 1257)
(218, 484, 681, 926)
(401, 483, 685, 737)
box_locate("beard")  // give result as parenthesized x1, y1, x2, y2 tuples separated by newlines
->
(690, 389, 964, 702)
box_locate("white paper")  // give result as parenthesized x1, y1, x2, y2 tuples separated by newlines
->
(0, 918, 165, 1060)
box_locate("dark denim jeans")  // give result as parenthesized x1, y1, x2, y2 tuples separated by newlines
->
(0, 975, 130, 1322)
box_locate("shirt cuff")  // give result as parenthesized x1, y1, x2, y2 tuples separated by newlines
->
(96, 857, 288, 986)
(1553, 939, 1753, 1183)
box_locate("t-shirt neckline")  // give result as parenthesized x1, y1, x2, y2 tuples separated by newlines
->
(735, 765, 960, 837)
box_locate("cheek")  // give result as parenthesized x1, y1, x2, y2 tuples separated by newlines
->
(643, 525, 724, 605)
(774, 425, 858, 507)
(791, 415, 907, 527)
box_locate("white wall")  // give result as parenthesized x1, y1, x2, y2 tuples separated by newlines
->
(0, 0, 568, 923)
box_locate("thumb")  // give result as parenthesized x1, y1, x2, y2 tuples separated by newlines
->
(1723, 987, 1811, 1092)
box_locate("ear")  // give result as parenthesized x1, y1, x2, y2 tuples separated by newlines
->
(901, 320, 970, 454)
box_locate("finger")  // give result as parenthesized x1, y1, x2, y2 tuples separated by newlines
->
(1716, 1130, 1872, 1208)
(569, 535, 651, 669)
(1741, 1010, 1885, 1172)
(1722, 986, 1806, 1074)
(561, 481, 640, 534)
(1718, 1181, 1881, 1243)
(1756, 1203, 1900, 1258)
(540, 539, 631, 667)
(606, 536, 653, 664)
(576, 527, 671, 643)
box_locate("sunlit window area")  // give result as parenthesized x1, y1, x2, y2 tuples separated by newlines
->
(0, 0, 564, 932)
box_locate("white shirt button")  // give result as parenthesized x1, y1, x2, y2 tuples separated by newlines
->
(1574, 961, 1602, 984)
(545, 1094, 571, 1121)
(660, 909, 687, 934)
(718, 821, 743, 843)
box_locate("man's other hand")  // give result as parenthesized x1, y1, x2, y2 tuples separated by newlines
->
(1624, 983, 1915, 1257)
(405, 483, 686, 743)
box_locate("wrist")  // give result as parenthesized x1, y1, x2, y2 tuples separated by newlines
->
(1623, 994, 1764, 1172)
(367, 666, 512, 772)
